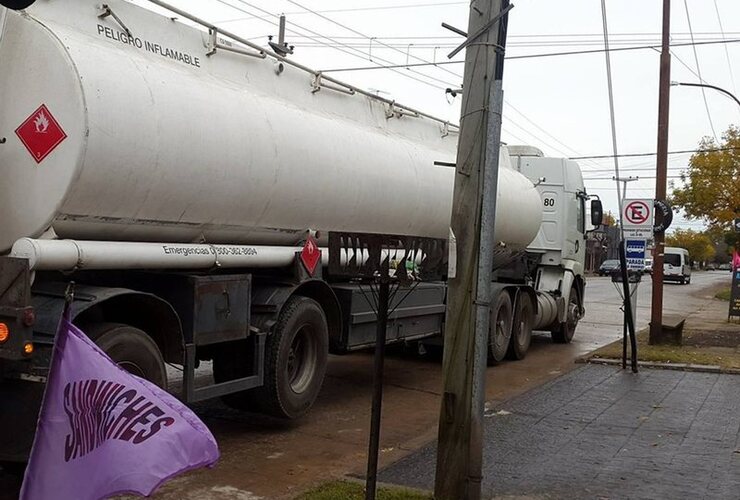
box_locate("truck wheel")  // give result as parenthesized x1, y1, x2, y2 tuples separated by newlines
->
(85, 323, 167, 388)
(551, 286, 580, 344)
(507, 293, 533, 360)
(488, 292, 513, 365)
(252, 296, 329, 419)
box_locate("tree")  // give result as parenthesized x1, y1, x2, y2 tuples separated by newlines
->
(602, 211, 617, 227)
(665, 228, 715, 264)
(672, 126, 740, 228)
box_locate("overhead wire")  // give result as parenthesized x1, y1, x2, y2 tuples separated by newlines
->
(570, 146, 740, 160)
(683, 0, 719, 143)
(215, 1, 467, 23)
(318, 38, 740, 72)
(712, 0, 737, 95)
(282, 0, 594, 165)
(214, 0, 455, 90)
(284, 0, 464, 81)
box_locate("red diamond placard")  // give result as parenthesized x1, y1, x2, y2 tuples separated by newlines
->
(300, 235, 321, 276)
(15, 104, 67, 164)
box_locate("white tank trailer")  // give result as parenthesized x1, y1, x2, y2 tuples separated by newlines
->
(0, 0, 601, 456)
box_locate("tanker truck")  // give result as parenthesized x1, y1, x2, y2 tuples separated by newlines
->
(0, 0, 602, 464)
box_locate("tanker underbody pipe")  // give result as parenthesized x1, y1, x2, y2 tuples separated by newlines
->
(10, 238, 321, 272)
(9, 238, 420, 272)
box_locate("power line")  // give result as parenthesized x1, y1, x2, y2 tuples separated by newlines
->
(318, 38, 740, 72)
(216, 0, 454, 90)
(284, 0, 592, 163)
(683, 0, 719, 143)
(284, 0, 463, 82)
(215, 1, 467, 23)
(712, 0, 737, 96)
(569, 146, 740, 160)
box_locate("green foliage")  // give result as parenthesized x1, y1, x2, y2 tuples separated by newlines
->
(665, 228, 715, 263)
(672, 126, 740, 228)
(715, 288, 731, 301)
(297, 481, 433, 500)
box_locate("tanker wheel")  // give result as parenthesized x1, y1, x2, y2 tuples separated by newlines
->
(85, 322, 167, 388)
(551, 286, 580, 344)
(487, 292, 513, 365)
(506, 292, 533, 361)
(224, 296, 328, 419)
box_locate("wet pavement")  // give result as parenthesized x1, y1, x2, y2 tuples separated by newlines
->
(380, 364, 740, 500)
(0, 272, 731, 499)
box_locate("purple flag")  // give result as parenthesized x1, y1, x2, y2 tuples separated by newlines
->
(20, 316, 219, 499)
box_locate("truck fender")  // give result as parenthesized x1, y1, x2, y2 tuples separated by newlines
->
(31, 282, 183, 363)
(251, 279, 342, 348)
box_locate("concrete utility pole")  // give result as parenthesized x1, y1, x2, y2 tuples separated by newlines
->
(650, 0, 671, 344)
(435, 1, 510, 499)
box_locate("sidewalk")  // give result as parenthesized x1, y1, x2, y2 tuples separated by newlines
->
(379, 364, 740, 499)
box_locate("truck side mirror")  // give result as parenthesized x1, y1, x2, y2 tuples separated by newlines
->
(0, 0, 35, 9)
(590, 199, 603, 227)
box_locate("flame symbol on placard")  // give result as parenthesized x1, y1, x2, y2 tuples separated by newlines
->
(34, 111, 50, 134)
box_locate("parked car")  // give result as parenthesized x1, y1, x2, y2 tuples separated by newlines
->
(644, 258, 653, 275)
(599, 259, 621, 276)
(705, 263, 717, 271)
(719, 263, 732, 271)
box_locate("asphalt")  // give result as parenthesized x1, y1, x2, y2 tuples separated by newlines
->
(379, 364, 740, 499)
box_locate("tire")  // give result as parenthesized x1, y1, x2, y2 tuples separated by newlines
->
(679, 276, 685, 285)
(224, 296, 328, 419)
(487, 292, 513, 365)
(506, 292, 533, 361)
(85, 323, 167, 388)
(551, 285, 580, 344)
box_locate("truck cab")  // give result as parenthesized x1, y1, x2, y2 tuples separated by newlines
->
(508, 146, 589, 342)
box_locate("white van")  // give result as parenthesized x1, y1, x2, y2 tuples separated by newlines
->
(664, 247, 691, 284)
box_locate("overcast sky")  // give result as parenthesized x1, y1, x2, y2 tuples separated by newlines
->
(138, 0, 740, 231)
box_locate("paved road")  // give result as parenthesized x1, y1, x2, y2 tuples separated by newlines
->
(380, 364, 740, 500)
(0, 272, 730, 499)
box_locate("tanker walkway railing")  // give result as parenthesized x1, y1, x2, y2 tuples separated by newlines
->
(146, 0, 459, 135)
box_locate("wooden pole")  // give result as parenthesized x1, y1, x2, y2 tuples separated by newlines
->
(435, 2, 509, 499)
(650, 0, 671, 344)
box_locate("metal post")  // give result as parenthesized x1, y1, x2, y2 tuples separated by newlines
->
(278, 14, 286, 46)
(650, 0, 671, 345)
(435, 2, 509, 499)
(617, 241, 638, 373)
(365, 274, 390, 500)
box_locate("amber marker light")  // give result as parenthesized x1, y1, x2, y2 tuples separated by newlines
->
(23, 342, 34, 356)
(0, 323, 9, 344)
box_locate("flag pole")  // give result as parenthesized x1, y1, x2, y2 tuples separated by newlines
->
(63, 281, 76, 318)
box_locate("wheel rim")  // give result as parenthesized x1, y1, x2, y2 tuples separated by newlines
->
(567, 291, 579, 330)
(492, 303, 512, 355)
(287, 325, 317, 394)
(517, 302, 532, 348)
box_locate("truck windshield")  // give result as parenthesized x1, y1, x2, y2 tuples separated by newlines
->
(664, 254, 681, 266)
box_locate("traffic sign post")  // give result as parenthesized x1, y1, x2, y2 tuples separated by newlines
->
(625, 238, 647, 271)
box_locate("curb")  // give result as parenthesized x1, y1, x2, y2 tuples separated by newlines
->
(578, 357, 740, 375)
